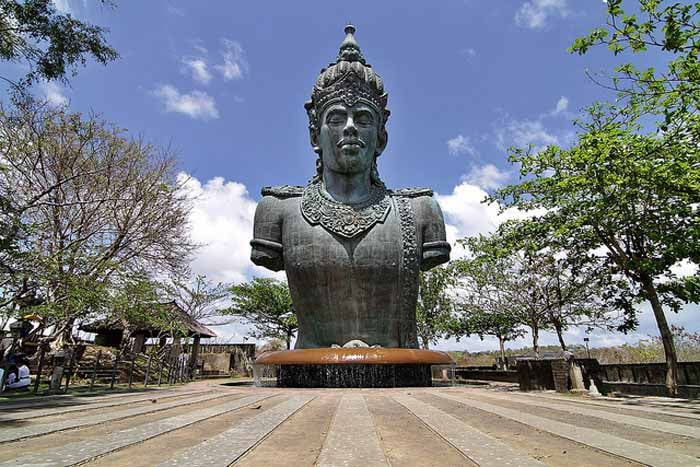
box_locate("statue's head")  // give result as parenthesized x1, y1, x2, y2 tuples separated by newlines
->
(305, 25, 389, 185)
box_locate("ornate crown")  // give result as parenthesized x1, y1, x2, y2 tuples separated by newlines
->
(305, 24, 390, 129)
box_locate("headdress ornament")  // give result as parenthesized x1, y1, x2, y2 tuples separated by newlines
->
(305, 24, 390, 128)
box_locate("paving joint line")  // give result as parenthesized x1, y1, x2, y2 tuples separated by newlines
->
(0, 389, 216, 422)
(394, 393, 546, 467)
(159, 395, 315, 466)
(472, 390, 700, 439)
(437, 391, 699, 467)
(0, 391, 236, 443)
(0, 393, 276, 467)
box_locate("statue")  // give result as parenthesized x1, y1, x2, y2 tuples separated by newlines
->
(251, 25, 450, 349)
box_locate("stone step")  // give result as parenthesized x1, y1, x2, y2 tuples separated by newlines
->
(436, 392, 700, 467)
(475, 390, 700, 439)
(0, 393, 273, 467)
(158, 395, 315, 466)
(0, 391, 230, 443)
(0, 389, 212, 422)
(393, 394, 546, 467)
(316, 394, 389, 467)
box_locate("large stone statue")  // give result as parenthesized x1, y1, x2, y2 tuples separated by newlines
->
(251, 25, 450, 349)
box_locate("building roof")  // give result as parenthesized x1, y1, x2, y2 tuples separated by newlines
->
(80, 301, 216, 338)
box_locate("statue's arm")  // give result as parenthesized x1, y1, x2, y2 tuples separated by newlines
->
(250, 196, 285, 271)
(415, 197, 451, 271)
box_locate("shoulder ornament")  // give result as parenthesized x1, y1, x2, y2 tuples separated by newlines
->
(389, 187, 434, 198)
(261, 185, 305, 198)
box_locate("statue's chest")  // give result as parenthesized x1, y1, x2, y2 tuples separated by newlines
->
(282, 204, 403, 276)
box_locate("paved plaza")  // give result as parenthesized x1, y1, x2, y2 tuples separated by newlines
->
(0, 381, 699, 466)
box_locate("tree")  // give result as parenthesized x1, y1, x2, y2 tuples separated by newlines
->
(453, 235, 526, 362)
(492, 111, 698, 396)
(161, 274, 230, 326)
(490, 0, 700, 396)
(226, 277, 297, 350)
(0, 0, 118, 90)
(570, 0, 699, 129)
(416, 266, 457, 349)
(0, 99, 195, 345)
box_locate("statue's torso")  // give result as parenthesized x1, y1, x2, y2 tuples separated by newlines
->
(250, 183, 450, 349)
(281, 196, 414, 348)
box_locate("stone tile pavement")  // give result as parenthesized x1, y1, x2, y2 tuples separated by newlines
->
(0, 381, 698, 466)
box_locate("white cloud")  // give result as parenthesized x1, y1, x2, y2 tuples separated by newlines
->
(177, 173, 282, 284)
(42, 82, 68, 107)
(153, 85, 219, 119)
(496, 118, 560, 154)
(461, 48, 477, 59)
(436, 183, 503, 262)
(52, 0, 72, 13)
(215, 40, 247, 80)
(551, 96, 568, 115)
(167, 5, 185, 16)
(515, 0, 570, 29)
(447, 134, 478, 157)
(461, 164, 510, 190)
(181, 57, 212, 85)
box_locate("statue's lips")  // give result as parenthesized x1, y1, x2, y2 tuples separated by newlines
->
(337, 139, 365, 148)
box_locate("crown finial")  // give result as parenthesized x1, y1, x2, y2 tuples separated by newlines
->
(337, 23, 365, 64)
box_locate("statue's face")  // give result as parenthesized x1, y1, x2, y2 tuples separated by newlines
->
(317, 101, 382, 177)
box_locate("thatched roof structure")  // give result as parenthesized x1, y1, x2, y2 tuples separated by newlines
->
(80, 301, 216, 339)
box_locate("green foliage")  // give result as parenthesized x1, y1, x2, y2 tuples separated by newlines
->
(0, 0, 118, 89)
(493, 109, 699, 316)
(416, 266, 457, 349)
(226, 277, 297, 349)
(0, 99, 194, 340)
(569, 0, 699, 131)
(161, 274, 230, 326)
(452, 234, 526, 348)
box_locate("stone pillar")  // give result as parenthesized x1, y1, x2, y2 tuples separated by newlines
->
(551, 359, 570, 393)
(189, 336, 201, 376)
(569, 360, 587, 392)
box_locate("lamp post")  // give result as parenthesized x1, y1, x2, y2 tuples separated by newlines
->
(583, 337, 591, 359)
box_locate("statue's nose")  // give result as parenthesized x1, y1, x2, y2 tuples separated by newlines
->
(343, 117, 358, 137)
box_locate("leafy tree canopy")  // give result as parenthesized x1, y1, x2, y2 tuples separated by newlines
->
(0, 0, 118, 89)
(226, 277, 297, 350)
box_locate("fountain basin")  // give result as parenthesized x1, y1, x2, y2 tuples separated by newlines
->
(254, 348, 455, 388)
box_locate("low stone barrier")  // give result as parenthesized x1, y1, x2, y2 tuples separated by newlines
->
(454, 367, 518, 383)
(599, 361, 700, 398)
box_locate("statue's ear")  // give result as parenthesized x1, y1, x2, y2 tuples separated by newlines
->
(309, 126, 321, 154)
(376, 127, 388, 156)
(305, 101, 322, 155)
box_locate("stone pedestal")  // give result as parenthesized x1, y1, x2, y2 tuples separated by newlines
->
(254, 348, 454, 388)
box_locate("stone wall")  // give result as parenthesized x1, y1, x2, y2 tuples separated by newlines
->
(454, 367, 518, 383)
(598, 361, 700, 398)
(516, 360, 556, 391)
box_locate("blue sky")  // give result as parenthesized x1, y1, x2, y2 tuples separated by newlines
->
(2, 0, 697, 350)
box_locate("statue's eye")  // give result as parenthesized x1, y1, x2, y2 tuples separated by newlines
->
(327, 113, 346, 125)
(355, 112, 374, 126)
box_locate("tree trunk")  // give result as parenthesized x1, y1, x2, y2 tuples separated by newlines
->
(420, 336, 430, 350)
(531, 325, 540, 359)
(641, 275, 678, 397)
(553, 319, 567, 351)
(498, 336, 506, 369)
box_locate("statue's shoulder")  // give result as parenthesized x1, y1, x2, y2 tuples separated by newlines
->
(261, 185, 305, 199)
(389, 187, 434, 198)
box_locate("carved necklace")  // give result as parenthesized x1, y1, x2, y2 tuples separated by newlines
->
(300, 180, 391, 238)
